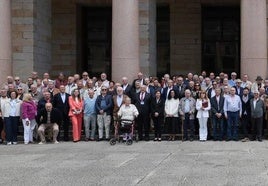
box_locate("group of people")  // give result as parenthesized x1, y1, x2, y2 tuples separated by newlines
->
(0, 70, 267, 145)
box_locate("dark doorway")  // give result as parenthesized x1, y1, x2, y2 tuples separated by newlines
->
(78, 6, 112, 79)
(202, 7, 240, 76)
(156, 5, 170, 79)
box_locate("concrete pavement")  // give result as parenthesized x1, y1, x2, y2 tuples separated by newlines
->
(1, 140, 268, 186)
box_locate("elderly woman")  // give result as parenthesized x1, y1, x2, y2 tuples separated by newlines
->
(118, 97, 139, 121)
(21, 93, 37, 144)
(2, 91, 22, 145)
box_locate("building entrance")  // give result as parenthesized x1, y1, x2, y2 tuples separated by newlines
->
(202, 7, 240, 76)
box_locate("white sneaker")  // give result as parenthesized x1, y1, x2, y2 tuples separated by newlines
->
(6, 142, 12, 145)
(38, 141, 45, 145)
(54, 141, 59, 144)
(12, 142, 17, 145)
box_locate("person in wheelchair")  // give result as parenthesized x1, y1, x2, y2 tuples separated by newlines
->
(117, 97, 139, 122)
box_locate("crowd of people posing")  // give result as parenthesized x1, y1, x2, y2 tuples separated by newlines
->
(0, 70, 267, 145)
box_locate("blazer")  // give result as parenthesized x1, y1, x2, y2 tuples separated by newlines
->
(161, 86, 179, 100)
(134, 92, 151, 114)
(234, 86, 244, 97)
(179, 97, 196, 120)
(165, 98, 180, 117)
(176, 84, 187, 99)
(240, 94, 253, 116)
(53, 93, 70, 116)
(151, 97, 165, 118)
(2, 99, 22, 118)
(210, 95, 225, 116)
(196, 99, 211, 118)
(122, 84, 132, 98)
(36, 108, 62, 125)
(68, 96, 84, 117)
(95, 94, 113, 115)
(250, 98, 265, 118)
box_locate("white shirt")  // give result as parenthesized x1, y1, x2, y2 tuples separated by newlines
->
(118, 104, 139, 121)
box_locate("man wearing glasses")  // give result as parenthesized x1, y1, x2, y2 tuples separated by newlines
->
(81, 72, 89, 87)
(95, 86, 113, 141)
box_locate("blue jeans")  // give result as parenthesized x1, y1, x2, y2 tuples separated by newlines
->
(212, 116, 224, 140)
(4, 116, 19, 143)
(227, 111, 239, 140)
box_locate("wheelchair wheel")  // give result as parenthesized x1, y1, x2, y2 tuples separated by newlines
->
(109, 138, 116, 146)
(126, 139, 133, 145)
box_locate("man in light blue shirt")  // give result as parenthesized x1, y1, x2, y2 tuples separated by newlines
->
(224, 87, 242, 141)
(83, 89, 97, 141)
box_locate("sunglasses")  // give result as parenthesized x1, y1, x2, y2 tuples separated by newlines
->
(102, 89, 107, 91)
(15, 80, 20, 81)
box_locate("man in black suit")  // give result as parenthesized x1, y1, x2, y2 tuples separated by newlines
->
(161, 80, 179, 100)
(240, 87, 252, 142)
(234, 79, 244, 97)
(176, 76, 186, 99)
(36, 103, 62, 144)
(53, 85, 70, 141)
(122, 76, 132, 97)
(210, 88, 225, 140)
(134, 85, 151, 141)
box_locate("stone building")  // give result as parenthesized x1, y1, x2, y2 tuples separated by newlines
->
(0, 0, 267, 84)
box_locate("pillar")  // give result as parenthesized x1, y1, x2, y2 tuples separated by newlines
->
(112, 0, 140, 82)
(241, 0, 267, 80)
(0, 0, 12, 85)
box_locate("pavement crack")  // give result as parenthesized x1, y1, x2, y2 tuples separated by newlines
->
(135, 152, 173, 185)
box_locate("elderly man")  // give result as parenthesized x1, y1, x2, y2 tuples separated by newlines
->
(250, 90, 266, 142)
(179, 89, 196, 141)
(36, 103, 62, 144)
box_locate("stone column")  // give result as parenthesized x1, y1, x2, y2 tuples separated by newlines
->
(112, 0, 140, 82)
(0, 0, 12, 85)
(241, 0, 267, 80)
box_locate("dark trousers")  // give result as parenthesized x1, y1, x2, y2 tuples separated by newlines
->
(183, 114, 194, 139)
(0, 118, 3, 141)
(227, 111, 239, 140)
(252, 116, 263, 140)
(137, 112, 150, 139)
(4, 116, 19, 142)
(241, 114, 251, 138)
(61, 114, 70, 141)
(152, 116, 163, 138)
(212, 116, 224, 140)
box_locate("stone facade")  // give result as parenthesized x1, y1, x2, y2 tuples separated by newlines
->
(11, 0, 51, 81)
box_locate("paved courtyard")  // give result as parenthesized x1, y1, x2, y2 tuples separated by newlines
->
(1, 140, 268, 186)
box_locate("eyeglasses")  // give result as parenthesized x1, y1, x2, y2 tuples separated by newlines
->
(102, 89, 107, 91)
(15, 80, 20, 81)
(17, 89, 22, 90)
(82, 74, 88, 76)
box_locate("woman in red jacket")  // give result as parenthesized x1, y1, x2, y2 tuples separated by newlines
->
(68, 89, 83, 142)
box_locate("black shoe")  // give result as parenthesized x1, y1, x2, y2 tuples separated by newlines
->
(190, 138, 194, 142)
(144, 137, 150, 141)
(258, 138, 262, 142)
(182, 138, 188, 141)
(226, 138, 231, 142)
(97, 138, 103, 142)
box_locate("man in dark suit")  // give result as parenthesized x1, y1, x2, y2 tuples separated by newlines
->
(210, 88, 225, 140)
(122, 76, 132, 97)
(134, 85, 151, 141)
(240, 87, 253, 142)
(176, 76, 186, 99)
(36, 103, 62, 144)
(234, 79, 244, 97)
(161, 80, 179, 100)
(53, 85, 70, 141)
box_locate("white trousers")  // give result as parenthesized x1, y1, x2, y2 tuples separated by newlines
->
(22, 119, 37, 144)
(97, 113, 111, 139)
(198, 117, 208, 140)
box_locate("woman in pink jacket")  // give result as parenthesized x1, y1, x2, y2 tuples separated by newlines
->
(69, 89, 83, 142)
(21, 93, 37, 144)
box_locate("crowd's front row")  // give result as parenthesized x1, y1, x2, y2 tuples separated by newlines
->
(0, 84, 266, 145)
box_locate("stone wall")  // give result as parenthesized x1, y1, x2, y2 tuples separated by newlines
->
(11, 0, 51, 81)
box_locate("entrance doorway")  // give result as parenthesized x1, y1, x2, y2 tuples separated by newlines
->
(78, 6, 112, 79)
(202, 7, 240, 76)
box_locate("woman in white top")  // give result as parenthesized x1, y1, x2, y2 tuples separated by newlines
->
(165, 90, 180, 141)
(196, 90, 211, 141)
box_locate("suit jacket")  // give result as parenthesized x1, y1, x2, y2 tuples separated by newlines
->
(250, 98, 265, 118)
(36, 108, 62, 125)
(176, 84, 187, 99)
(161, 86, 179, 100)
(112, 95, 127, 118)
(53, 93, 70, 116)
(68, 96, 84, 117)
(95, 94, 113, 115)
(240, 94, 253, 116)
(234, 86, 244, 97)
(210, 95, 225, 116)
(134, 92, 151, 114)
(122, 84, 132, 98)
(151, 97, 164, 118)
(179, 97, 196, 120)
